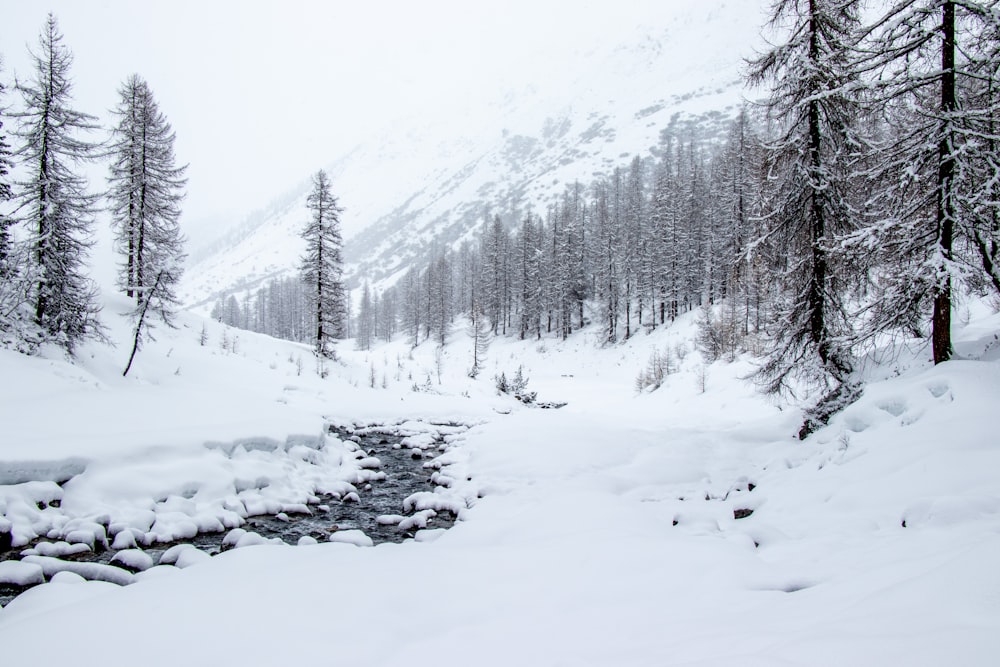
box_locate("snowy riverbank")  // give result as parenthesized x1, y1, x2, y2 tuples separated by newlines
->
(1, 298, 999, 665)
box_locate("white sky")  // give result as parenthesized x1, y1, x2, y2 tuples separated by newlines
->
(3, 1, 746, 245)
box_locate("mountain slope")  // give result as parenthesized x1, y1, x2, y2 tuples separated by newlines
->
(181, 2, 765, 311)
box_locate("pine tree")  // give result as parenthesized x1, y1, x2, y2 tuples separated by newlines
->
(11, 14, 101, 352)
(300, 169, 346, 358)
(747, 0, 864, 426)
(107, 74, 187, 320)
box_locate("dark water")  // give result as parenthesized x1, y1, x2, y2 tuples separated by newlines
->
(0, 423, 460, 607)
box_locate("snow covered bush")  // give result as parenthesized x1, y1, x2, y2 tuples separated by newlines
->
(696, 305, 742, 363)
(635, 347, 675, 393)
(495, 365, 535, 403)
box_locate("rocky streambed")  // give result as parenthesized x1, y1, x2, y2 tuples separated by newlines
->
(0, 421, 468, 607)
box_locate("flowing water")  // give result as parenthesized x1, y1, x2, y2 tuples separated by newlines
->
(0, 422, 460, 607)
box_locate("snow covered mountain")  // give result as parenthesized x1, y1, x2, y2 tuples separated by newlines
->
(181, 2, 765, 312)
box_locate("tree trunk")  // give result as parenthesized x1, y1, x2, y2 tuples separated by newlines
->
(807, 3, 830, 368)
(933, 1, 955, 364)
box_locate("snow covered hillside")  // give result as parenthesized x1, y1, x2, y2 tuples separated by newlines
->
(181, 1, 764, 312)
(1, 290, 998, 663)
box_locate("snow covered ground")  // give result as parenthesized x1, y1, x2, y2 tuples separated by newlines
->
(1, 294, 999, 665)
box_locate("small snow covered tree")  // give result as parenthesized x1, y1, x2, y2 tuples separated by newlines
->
(11, 14, 102, 352)
(467, 284, 490, 378)
(107, 74, 187, 314)
(300, 169, 346, 359)
(747, 0, 865, 433)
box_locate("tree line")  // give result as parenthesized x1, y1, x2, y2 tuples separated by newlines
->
(358, 0, 998, 434)
(198, 1, 999, 436)
(0, 14, 186, 367)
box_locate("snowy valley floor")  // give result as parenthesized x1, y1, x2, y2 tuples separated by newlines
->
(1, 297, 999, 666)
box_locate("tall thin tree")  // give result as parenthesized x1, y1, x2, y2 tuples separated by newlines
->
(747, 0, 864, 434)
(300, 169, 346, 359)
(107, 74, 187, 320)
(852, 1, 1000, 363)
(0, 56, 14, 280)
(11, 14, 101, 352)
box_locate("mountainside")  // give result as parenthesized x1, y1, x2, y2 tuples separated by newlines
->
(181, 2, 765, 312)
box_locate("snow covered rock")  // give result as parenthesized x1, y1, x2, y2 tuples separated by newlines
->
(24, 541, 91, 558)
(174, 548, 212, 568)
(398, 509, 437, 532)
(0, 560, 45, 586)
(20, 555, 134, 586)
(222, 527, 282, 549)
(110, 529, 138, 550)
(158, 544, 198, 566)
(110, 549, 155, 572)
(328, 530, 373, 547)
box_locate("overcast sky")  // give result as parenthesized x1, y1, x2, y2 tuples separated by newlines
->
(3, 1, 741, 244)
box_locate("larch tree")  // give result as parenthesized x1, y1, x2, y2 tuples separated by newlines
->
(0, 54, 23, 340)
(377, 288, 396, 342)
(107, 74, 187, 314)
(962, 6, 1000, 295)
(300, 169, 346, 359)
(515, 212, 543, 340)
(592, 179, 620, 343)
(427, 252, 453, 347)
(747, 0, 865, 435)
(0, 56, 13, 278)
(851, 1, 1000, 364)
(356, 280, 374, 351)
(11, 14, 101, 352)
(479, 214, 508, 335)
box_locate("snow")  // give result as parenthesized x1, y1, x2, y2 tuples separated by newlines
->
(1, 284, 999, 663)
(0, 561, 44, 587)
(19, 556, 134, 586)
(22, 541, 91, 558)
(223, 528, 283, 550)
(109, 549, 154, 572)
(327, 530, 374, 548)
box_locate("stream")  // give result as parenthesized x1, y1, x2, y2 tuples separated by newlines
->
(0, 422, 461, 607)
